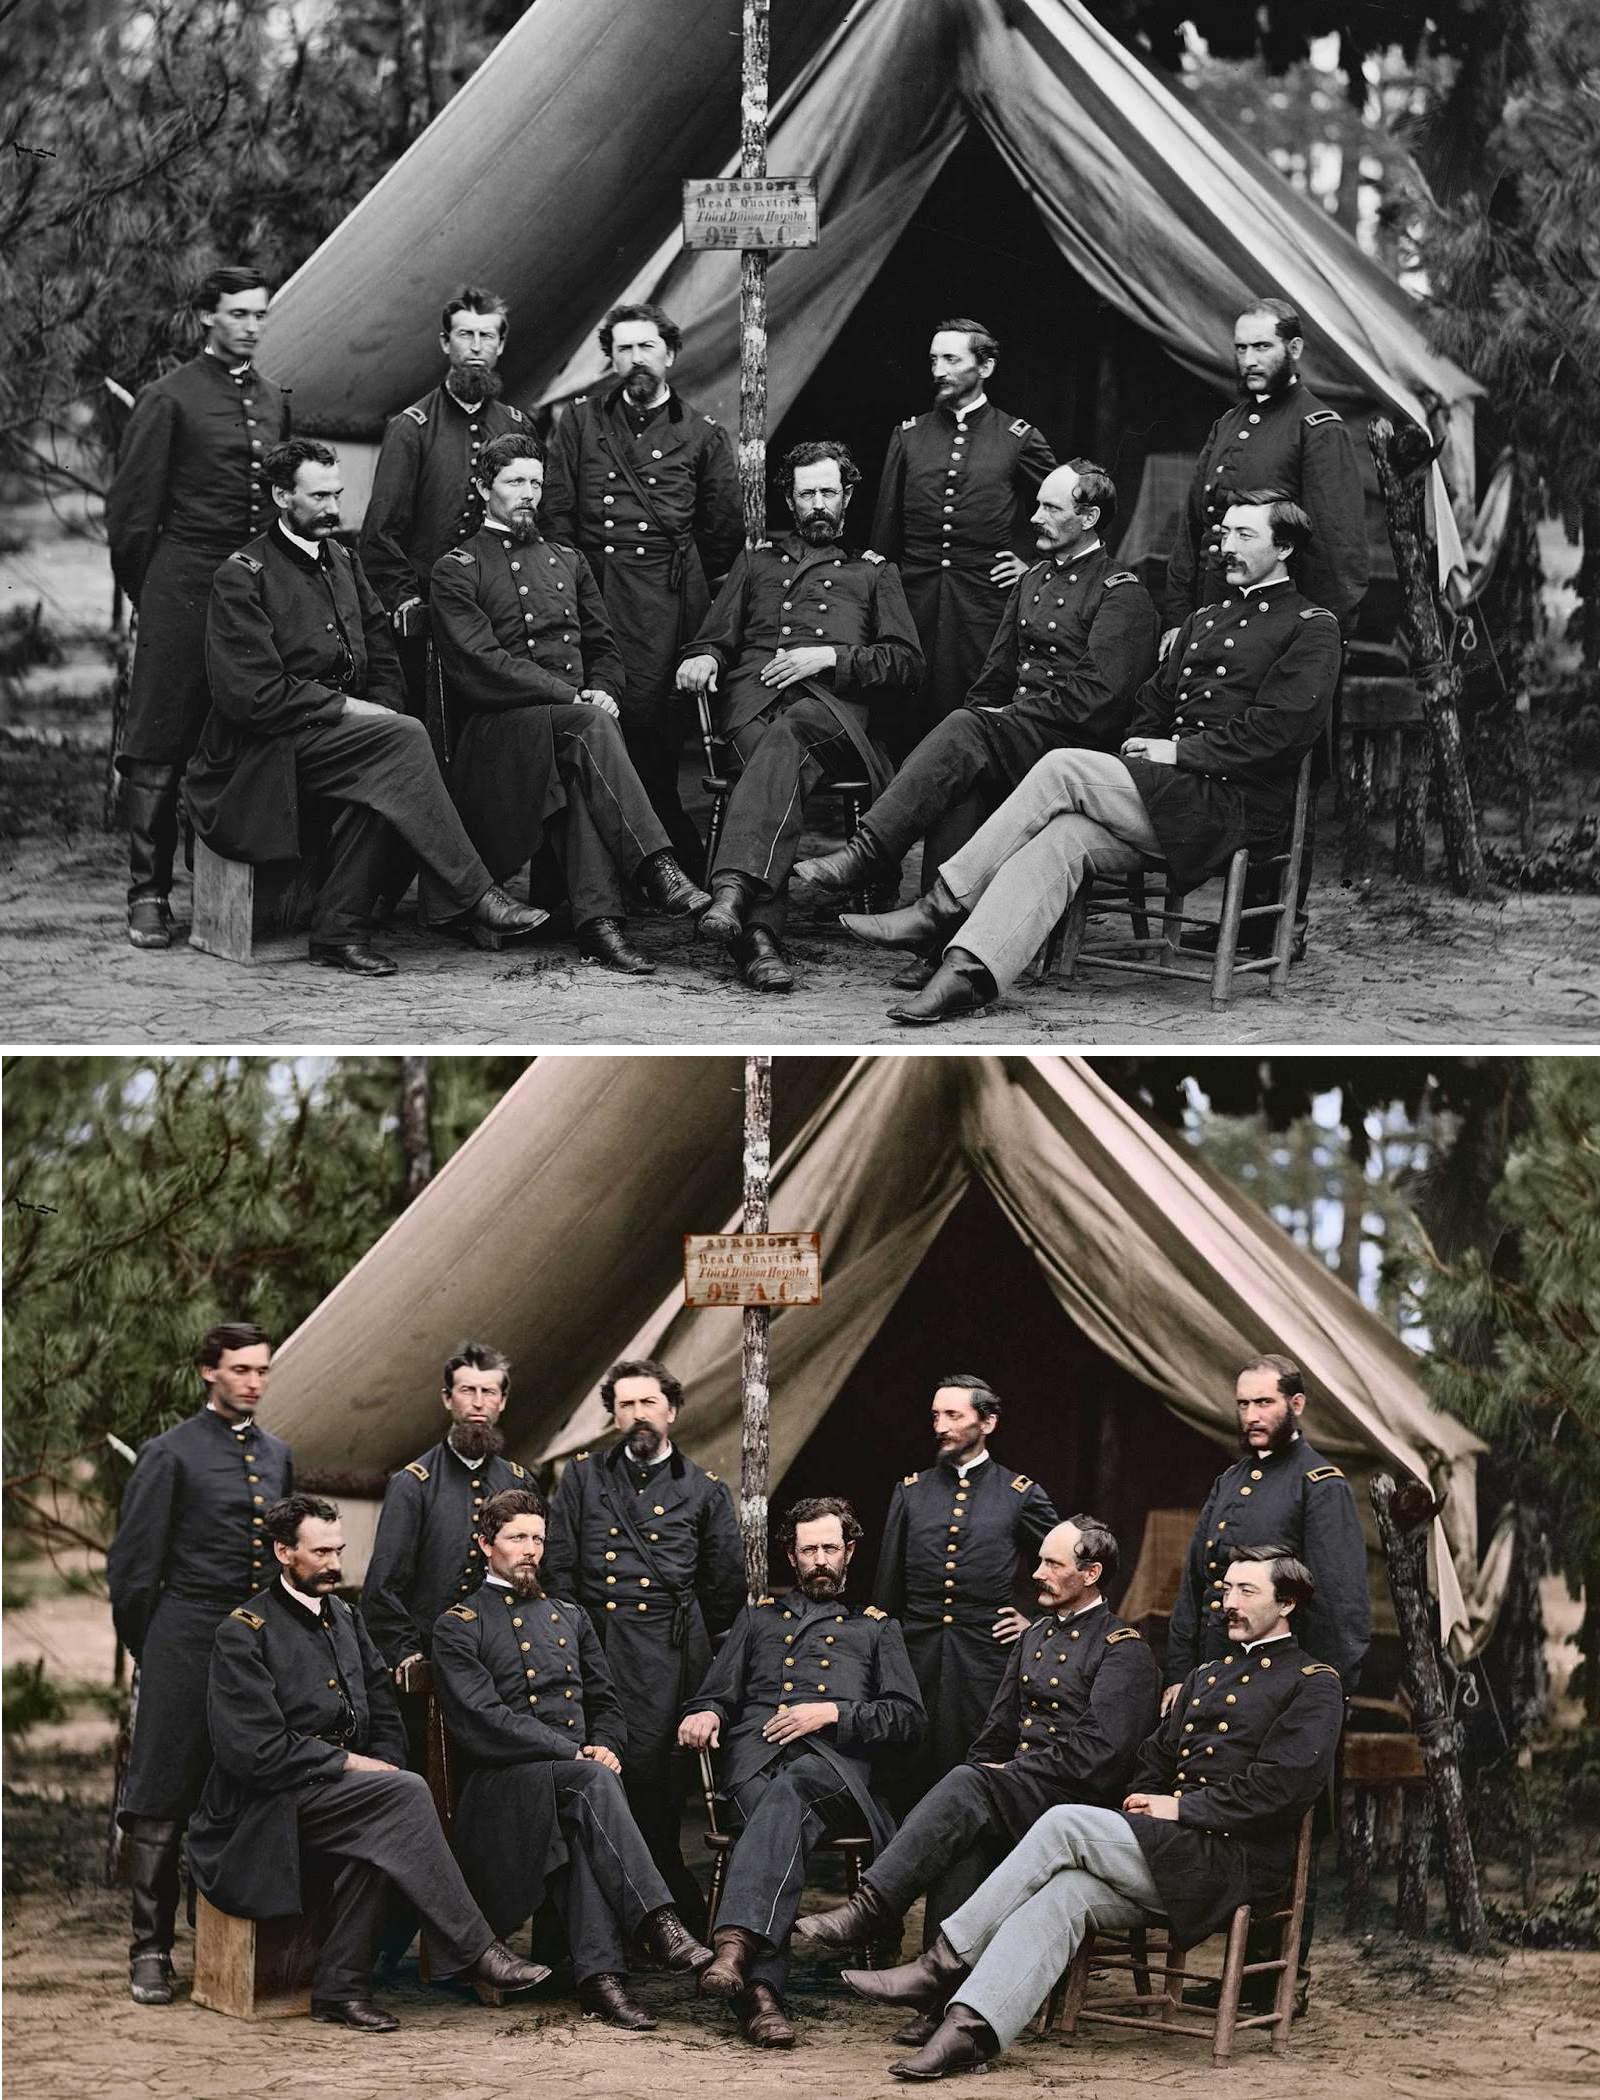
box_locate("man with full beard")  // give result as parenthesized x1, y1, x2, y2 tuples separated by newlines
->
(430, 433, 710, 974)
(678, 1497, 925, 2049)
(432, 1490, 715, 2029)
(359, 286, 531, 723)
(675, 440, 923, 991)
(543, 1359, 745, 1933)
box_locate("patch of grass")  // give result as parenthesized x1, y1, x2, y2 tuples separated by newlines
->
(1486, 1872, 1600, 1949)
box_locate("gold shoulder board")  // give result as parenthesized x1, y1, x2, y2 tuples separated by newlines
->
(230, 1608, 265, 1629)
(402, 404, 427, 425)
(507, 1460, 526, 1478)
(705, 1471, 719, 1481)
(1107, 1627, 1142, 1644)
(1302, 1662, 1339, 1676)
(1105, 571, 1138, 587)
(228, 552, 262, 573)
(405, 1461, 429, 1481)
(574, 1451, 590, 1461)
(506, 404, 525, 423)
(1306, 1465, 1344, 1481)
(447, 1605, 477, 1622)
(863, 550, 886, 564)
(756, 1595, 775, 1607)
(1303, 408, 1340, 427)
(864, 1605, 888, 1621)
(902, 1471, 920, 1487)
(1299, 607, 1339, 621)
(1010, 1474, 1034, 1493)
(900, 416, 918, 430)
(447, 548, 474, 565)
(1009, 417, 1031, 436)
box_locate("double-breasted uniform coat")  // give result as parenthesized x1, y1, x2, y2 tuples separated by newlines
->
(361, 1440, 534, 1666)
(359, 386, 530, 618)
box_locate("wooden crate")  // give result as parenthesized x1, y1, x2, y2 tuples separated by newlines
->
(189, 840, 320, 965)
(190, 1892, 329, 2019)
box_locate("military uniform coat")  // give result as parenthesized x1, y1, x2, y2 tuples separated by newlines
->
(186, 1579, 408, 1918)
(543, 1444, 745, 1777)
(107, 353, 292, 765)
(107, 1405, 294, 1823)
(541, 386, 742, 729)
(429, 525, 627, 883)
(686, 533, 924, 792)
(358, 384, 529, 613)
(870, 402, 1058, 720)
(185, 524, 406, 863)
(965, 1602, 1161, 1837)
(1120, 579, 1342, 889)
(1121, 1634, 1344, 1943)
(1164, 376, 1369, 626)
(360, 1440, 534, 1666)
(873, 1457, 1060, 1782)
(1166, 1431, 1371, 1688)
(431, 1580, 628, 1932)
(687, 1587, 925, 1851)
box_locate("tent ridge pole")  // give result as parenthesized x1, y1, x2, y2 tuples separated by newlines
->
(739, 0, 770, 547)
(740, 1053, 773, 1601)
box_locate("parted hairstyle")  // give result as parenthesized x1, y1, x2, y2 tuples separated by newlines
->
(198, 1321, 271, 1367)
(265, 1493, 339, 1547)
(599, 301, 682, 359)
(1237, 296, 1304, 343)
(1229, 490, 1314, 566)
(442, 285, 509, 339)
(1226, 1539, 1316, 1610)
(600, 1357, 685, 1417)
(1065, 456, 1118, 530)
(934, 315, 999, 364)
(263, 438, 336, 493)
(779, 438, 861, 499)
(477, 1488, 546, 1544)
(443, 1340, 512, 1397)
(780, 1495, 863, 1552)
(1066, 1512, 1119, 1582)
(197, 265, 270, 310)
(476, 432, 546, 486)
(1236, 1351, 1308, 1400)
(934, 1371, 1001, 1423)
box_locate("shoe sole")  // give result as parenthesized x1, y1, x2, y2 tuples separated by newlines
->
(310, 2011, 398, 2031)
(308, 956, 398, 977)
(887, 1002, 987, 1026)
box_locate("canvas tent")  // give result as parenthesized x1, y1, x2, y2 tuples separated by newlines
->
(267, 1055, 1497, 1655)
(260, 0, 1477, 551)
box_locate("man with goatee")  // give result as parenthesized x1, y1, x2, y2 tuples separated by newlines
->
(433, 1490, 716, 2029)
(679, 1497, 925, 2049)
(544, 1359, 745, 1932)
(359, 285, 531, 722)
(431, 433, 711, 974)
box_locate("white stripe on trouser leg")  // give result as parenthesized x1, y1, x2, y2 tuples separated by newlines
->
(757, 1778, 855, 1946)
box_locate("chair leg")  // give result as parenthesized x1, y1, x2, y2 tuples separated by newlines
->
(1059, 1932, 1093, 2036)
(704, 789, 729, 889)
(1055, 881, 1091, 980)
(1160, 1938, 1188, 2023)
(1158, 882, 1185, 967)
(705, 1851, 728, 1937)
(1212, 1906, 1250, 2067)
(1130, 1924, 1152, 2009)
(1128, 869, 1150, 945)
(1210, 850, 1248, 1010)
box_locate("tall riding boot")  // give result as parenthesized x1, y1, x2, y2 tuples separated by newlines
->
(126, 1817, 182, 2004)
(123, 763, 181, 948)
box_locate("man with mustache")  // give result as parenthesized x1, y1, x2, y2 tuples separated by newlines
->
(869, 1376, 1059, 1798)
(869, 319, 1056, 754)
(544, 1360, 745, 1933)
(675, 440, 924, 991)
(797, 1517, 1157, 2054)
(430, 433, 711, 974)
(679, 1497, 925, 2049)
(359, 286, 530, 722)
(839, 1547, 1344, 2080)
(542, 303, 743, 870)
(186, 1495, 549, 2030)
(839, 493, 1342, 1023)
(432, 1490, 715, 2029)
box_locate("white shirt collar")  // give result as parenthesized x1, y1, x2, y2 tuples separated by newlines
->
(1053, 538, 1102, 567)
(485, 1573, 512, 1589)
(631, 1441, 674, 1468)
(953, 1449, 990, 1478)
(204, 344, 252, 379)
(952, 393, 989, 425)
(1240, 571, 1290, 596)
(1070, 1596, 1107, 1619)
(280, 1575, 326, 1618)
(280, 522, 325, 562)
(483, 518, 512, 535)
(1240, 1630, 1295, 1653)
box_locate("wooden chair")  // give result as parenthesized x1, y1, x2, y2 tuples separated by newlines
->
(396, 1656, 464, 1986)
(694, 1747, 886, 1966)
(1052, 1806, 1314, 2067)
(1340, 1693, 1430, 1936)
(1047, 749, 1313, 1012)
(693, 691, 874, 902)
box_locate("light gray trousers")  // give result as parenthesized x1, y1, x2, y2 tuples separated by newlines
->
(940, 1802, 1165, 2049)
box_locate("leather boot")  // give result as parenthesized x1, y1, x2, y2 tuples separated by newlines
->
(841, 1931, 969, 2012)
(698, 1924, 762, 1997)
(578, 917, 656, 974)
(578, 1972, 658, 2029)
(735, 926, 795, 992)
(888, 2004, 999, 2081)
(887, 951, 995, 1026)
(698, 873, 754, 942)
(840, 877, 964, 952)
(893, 2010, 940, 2049)
(467, 886, 550, 942)
(123, 763, 180, 948)
(735, 1980, 796, 2047)
(889, 952, 939, 993)
(636, 850, 711, 919)
(793, 1883, 898, 1951)
(457, 1938, 552, 2002)
(793, 831, 889, 894)
(635, 1906, 715, 1974)
(126, 1818, 181, 2005)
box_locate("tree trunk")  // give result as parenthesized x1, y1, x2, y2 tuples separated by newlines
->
(1367, 417, 1488, 898)
(1578, 495, 1600, 675)
(399, 1056, 433, 1205)
(737, 0, 770, 549)
(397, 0, 434, 143)
(739, 1054, 772, 1601)
(1369, 1474, 1493, 1951)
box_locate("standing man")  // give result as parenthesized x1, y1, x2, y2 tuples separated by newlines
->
(797, 461, 1157, 989)
(840, 1547, 1345, 2081)
(431, 432, 711, 974)
(679, 1497, 925, 2049)
(841, 494, 1342, 1024)
(432, 1490, 715, 2029)
(107, 266, 289, 949)
(676, 440, 924, 992)
(542, 302, 743, 870)
(358, 285, 529, 727)
(543, 1358, 745, 1932)
(186, 1495, 549, 2031)
(871, 319, 1056, 752)
(871, 1375, 1059, 1793)
(797, 1516, 1157, 2046)
(106, 1322, 292, 2005)
(185, 438, 549, 976)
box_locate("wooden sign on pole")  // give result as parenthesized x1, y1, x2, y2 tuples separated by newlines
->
(682, 178, 817, 251)
(683, 1231, 821, 1307)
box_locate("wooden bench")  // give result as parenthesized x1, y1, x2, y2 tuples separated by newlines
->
(191, 1891, 334, 2020)
(1340, 1694, 1431, 1935)
(1340, 672, 1430, 884)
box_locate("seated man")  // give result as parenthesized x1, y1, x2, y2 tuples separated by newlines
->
(185, 1495, 548, 2032)
(431, 433, 711, 975)
(677, 1496, 924, 2048)
(795, 1517, 1158, 2050)
(431, 1490, 715, 2030)
(840, 493, 1341, 1025)
(186, 438, 548, 976)
(795, 460, 1157, 993)
(839, 1546, 1345, 2081)
(675, 440, 924, 992)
